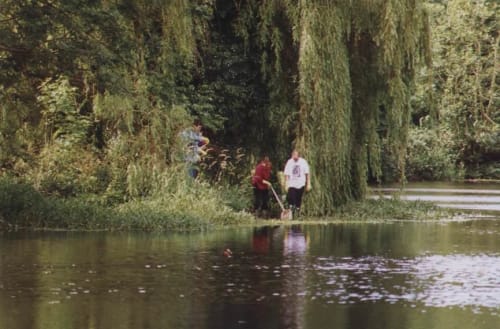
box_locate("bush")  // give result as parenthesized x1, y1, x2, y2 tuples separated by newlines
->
(405, 126, 460, 181)
(0, 177, 47, 227)
(33, 144, 108, 197)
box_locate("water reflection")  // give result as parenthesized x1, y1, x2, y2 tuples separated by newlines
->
(282, 225, 309, 329)
(252, 227, 272, 254)
(283, 225, 309, 256)
(414, 254, 500, 309)
(1, 219, 500, 329)
(311, 254, 500, 311)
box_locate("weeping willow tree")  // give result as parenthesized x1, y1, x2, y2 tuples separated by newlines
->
(238, 0, 431, 214)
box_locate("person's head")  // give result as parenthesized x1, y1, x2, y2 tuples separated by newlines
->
(291, 150, 299, 161)
(261, 155, 271, 168)
(193, 118, 202, 132)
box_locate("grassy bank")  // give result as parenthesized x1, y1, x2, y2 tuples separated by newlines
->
(251, 198, 455, 226)
(0, 177, 253, 231)
(332, 198, 454, 221)
(0, 178, 457, 232)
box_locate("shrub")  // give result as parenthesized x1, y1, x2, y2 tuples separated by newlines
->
(0, 177, 47, 226)
(33, 144, 107, 197)
(405, 126, 459, 181)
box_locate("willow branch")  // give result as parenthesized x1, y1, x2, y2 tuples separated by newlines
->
(485, 34, 498, 118)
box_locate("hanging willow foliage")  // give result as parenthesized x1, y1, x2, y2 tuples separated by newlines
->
(239, 0, 431, 214)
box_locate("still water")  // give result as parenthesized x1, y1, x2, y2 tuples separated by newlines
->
(1, 218, 500, 329)
(372, 181, 500, 211)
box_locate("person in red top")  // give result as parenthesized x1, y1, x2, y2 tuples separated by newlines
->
(252, 155, 272, 218)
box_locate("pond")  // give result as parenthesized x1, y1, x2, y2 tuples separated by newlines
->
(1, 216, 500, 329)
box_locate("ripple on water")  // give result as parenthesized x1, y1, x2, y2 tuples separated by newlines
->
(414, 254, 500, 309)
(310, 253, 500, 310)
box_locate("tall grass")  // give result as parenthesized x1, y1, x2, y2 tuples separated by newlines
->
(0, 174, 254, 231)
(115, 169, 253, 231)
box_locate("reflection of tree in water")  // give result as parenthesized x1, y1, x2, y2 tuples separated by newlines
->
(281, 225, 309, 329)
(0, 237, 39, 329)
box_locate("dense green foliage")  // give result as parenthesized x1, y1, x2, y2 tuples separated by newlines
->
(405, 126, 461, 181)
(0, 0, 496, 224)
(234, 0, 431, 213)
(407, 0, 499, 181)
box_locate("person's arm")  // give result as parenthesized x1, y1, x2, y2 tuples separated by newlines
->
(304, 160, 311, 191)
(283, 161, 291, 189)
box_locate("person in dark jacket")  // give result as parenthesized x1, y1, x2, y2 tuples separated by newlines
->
(252, 156, 272, 218)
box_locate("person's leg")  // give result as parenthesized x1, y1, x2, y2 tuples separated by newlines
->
(253, 188, 261, 215)
(188, 165, 198, 179)
(261, 189, 270, 218)
(286, 188, 294, 208)
(294, 187, 305, 216)
(261, 189, 269, 210)
(287, 188, 298, 208)
(287, 188, 301, 219)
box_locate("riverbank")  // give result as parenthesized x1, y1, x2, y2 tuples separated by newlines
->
(0, 177, 460, 232)
(0, 177, 253, 232)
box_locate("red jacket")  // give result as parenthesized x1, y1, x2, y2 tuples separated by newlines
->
(252, 162, 271, 190)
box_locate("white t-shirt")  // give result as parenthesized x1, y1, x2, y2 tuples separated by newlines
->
(284, 157, 310, 189)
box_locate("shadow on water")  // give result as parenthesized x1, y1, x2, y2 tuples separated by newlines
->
(1, 210, 500, 329)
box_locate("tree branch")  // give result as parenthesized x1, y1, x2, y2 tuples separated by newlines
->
(0, 44, 31, 53)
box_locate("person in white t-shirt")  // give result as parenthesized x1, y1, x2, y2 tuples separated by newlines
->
(283, 150, 311, 217)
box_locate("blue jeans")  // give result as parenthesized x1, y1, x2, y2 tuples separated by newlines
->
(187, 166, 199, 179)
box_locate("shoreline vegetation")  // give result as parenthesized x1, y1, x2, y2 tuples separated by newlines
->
(0, 176, 464, 233)
(1, 1, 497, 233)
